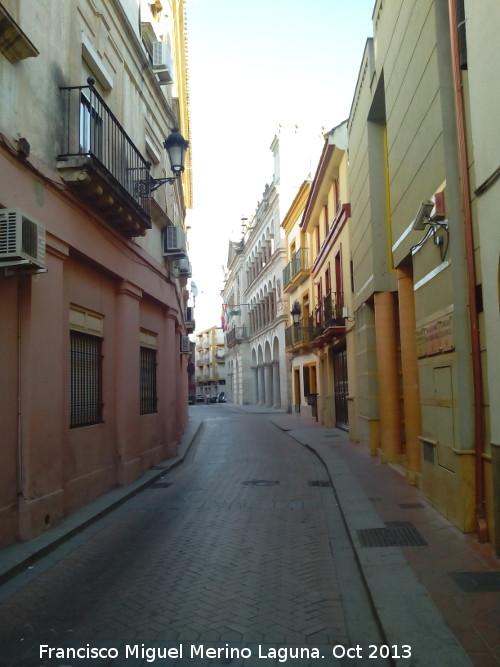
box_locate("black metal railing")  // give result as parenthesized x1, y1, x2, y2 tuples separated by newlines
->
(291, 248, 308, 278)
(323, 291, 344, 328)
(283, 248, 309, 287)
(226, 326, 248, 347)
(309, 292, 345, 340)
(285, 320, 313, 348)
(58, 78, 151, 216)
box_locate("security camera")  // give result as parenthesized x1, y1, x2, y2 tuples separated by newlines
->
(412, 200, 434, 231)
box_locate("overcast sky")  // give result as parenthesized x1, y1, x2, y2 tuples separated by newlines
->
(184, 0, 375, 332)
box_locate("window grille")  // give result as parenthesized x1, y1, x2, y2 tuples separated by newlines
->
(140, 347, 157, 414)
(70, 331, 103, 427)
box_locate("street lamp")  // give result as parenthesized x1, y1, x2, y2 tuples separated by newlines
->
(148, 128, 189, 192)
(291, 301, 301, 326)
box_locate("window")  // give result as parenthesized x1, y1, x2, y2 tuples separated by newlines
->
(140, 347, 157, 414)
(70, 331, 103, 427)
(79, 93, 102, 156)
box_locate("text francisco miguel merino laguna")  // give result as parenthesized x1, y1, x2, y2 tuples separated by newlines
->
(40, 643, 337, 662)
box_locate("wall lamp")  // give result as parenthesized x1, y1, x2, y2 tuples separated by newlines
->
(411, 196, 449, 260)
(149, 128, 189, 192)
(291, 301, 301, 326)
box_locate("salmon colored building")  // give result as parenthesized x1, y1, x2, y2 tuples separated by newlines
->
(0, 0, 192, 547)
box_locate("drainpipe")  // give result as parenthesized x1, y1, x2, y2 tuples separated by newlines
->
(448, 0, 488, 542)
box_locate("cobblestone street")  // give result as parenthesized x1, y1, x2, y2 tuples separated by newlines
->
(0, 407, 385, 667)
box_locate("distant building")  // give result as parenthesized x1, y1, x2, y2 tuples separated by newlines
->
(0, 0, 192, 546)
(283, 121, 356, 433)
(222, 125, 322, 409)
(195, 327, 226, 397)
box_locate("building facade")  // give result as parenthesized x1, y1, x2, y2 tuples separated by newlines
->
(195, 326, 226, 398)
(347, 0, 497, 550)
(288, 122, 356, 433)
(461, 0, 500, 552)
(0, 0, 192, 546)
(222, 125, 322, 409)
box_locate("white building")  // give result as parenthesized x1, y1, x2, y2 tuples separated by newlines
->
(222, 125, 323, 409)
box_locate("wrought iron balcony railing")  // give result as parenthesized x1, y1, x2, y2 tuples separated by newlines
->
(57, 78, 152, 235)
(226, 326, 248, 347)
(323, 291, 344, 329)
(285, 320, 313, 349)
(283, 248, 309, 289)
(310, 292, 345, 340)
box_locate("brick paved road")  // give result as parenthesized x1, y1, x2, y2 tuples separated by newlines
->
(0, 407, 387, 667)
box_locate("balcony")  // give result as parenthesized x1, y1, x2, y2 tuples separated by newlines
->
(225, 325, 248, 348)
(185, 306, 195, 334)
(283, 248, 309, 292)
(310, 292, 345, 344)
(57, 79, 152, 237)
(285, 320, 314, 350)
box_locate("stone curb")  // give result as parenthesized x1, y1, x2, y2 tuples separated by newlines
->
(0, 419, 203, 586)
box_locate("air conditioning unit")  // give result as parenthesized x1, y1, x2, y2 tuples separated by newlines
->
(152, 41, 173, 84)
(163, 226, 187, 259)
(178, 257, 192, 277)
(0, 208, 46, 272)
(180, 335, 190, 353)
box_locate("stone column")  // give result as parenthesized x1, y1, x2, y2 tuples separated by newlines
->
(273, 360, 281, 408)
(397, 267, 422, 483)
(374, 291, 401, 462)
(258, 364, 265, 405)
(264, 362, 273, 407)
(251, 365, 258, 404)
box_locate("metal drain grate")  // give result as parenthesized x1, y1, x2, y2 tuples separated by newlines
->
(357, 521, 427, 547)
(242, 480, 280, 487)
(399, 503, 424, 509)
(150, 481, 173, 488)
(308, 480, 333, 487)
(448, 571, 500, 593)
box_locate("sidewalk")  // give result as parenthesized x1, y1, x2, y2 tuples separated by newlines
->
(259, 408, 500, 667)
(0, 417, 203, 586)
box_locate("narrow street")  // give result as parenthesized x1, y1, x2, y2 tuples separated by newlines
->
(0, 406, 386, 667)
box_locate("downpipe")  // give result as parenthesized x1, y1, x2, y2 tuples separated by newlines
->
(448, 0, 488, 542)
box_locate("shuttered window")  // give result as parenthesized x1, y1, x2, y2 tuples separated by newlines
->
(70, 331, 103, 427)
(140, 346, 157, 414)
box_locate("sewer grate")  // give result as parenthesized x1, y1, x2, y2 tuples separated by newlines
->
(242, 480, 280, 487)
(150, 481, 173, 488)
(308, 480, 333, 487)
(357, 521, 427, 547)
(448, 571, 500, 593)
(399, 503, 424, 509)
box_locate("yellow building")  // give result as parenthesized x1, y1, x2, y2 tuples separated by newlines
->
(283, 122, 355, 434)
(347, 0, 494, 548)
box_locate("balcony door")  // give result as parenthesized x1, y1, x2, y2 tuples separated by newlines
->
(333, 345, 349, 430)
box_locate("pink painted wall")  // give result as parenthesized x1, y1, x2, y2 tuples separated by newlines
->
(0, 150, 189, 547)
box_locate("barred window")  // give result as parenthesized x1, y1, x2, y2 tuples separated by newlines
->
(70, 331, 103, 427)
(140, 346, 157, 414)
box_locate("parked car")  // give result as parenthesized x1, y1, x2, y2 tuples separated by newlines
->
(195, 394, 204, 403)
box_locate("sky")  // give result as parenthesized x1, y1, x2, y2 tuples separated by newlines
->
(184, 0, 375, 332)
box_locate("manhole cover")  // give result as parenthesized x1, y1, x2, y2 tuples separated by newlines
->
(308, 480, 333, 487)
(448, 571, 500, 592)
(150, 481, 173, 488)
(242, 480, 280, 487)
(357, 521, 427, 547)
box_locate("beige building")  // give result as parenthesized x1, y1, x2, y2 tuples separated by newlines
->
(462, 0, 500, 552)
(348, 0, 496, 550)
(283, 122, 356, 433)
(0, 0, 192, 547)
(195, 326, 226, 398)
